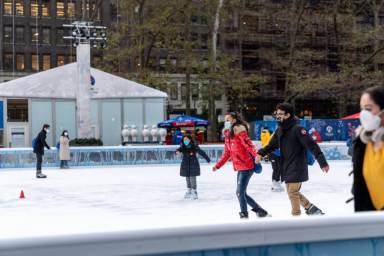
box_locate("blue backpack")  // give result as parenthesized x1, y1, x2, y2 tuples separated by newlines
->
(32, 138, 37, 151)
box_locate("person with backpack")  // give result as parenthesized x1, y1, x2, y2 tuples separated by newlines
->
(256, 103, 330, 216)
(213, 112, 270, 219)
(33, 124, 51, 178)
(176, 134, 210, 200)
(59, 130, 70, 169)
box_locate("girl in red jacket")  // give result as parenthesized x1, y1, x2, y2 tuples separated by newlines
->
(213, 112, 270, 219)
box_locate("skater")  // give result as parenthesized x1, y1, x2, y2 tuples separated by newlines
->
(352, 86, 384, 212)
(256, 103, 329, 216)
(33, 124, 51, 178)
(176, 134, 210, 200)
(267, 134, 284, 192)
(59, 130, 70, 169)
(213, 112, 270, 219)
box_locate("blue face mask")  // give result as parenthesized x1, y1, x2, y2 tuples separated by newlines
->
(224, 121, 232, 129)
(183, 140, 190, 146)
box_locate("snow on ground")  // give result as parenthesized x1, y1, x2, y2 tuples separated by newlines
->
(0, 161, 353, 239)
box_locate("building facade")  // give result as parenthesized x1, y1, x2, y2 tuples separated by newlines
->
(0, 0, 111, 83)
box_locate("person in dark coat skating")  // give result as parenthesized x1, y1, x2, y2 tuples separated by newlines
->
(33, 124, 51, 178)
(256, 103, 330, 216)
(176, 134, 210, 200)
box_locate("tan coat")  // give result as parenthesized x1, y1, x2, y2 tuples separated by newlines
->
(59, 136, 70, 160)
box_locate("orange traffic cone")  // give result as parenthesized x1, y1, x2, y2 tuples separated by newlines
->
(19, 190, 25, 199)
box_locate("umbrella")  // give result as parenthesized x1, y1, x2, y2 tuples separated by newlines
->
(341, 113, 360, 120)
(157, 115, 209, 128)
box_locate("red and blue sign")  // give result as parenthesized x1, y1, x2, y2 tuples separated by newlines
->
(158, 115, 209, 128)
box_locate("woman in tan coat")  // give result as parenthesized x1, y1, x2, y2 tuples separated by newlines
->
(59, 130, 71, 169)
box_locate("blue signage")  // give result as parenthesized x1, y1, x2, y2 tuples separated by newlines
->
(0, 101, 3, 129)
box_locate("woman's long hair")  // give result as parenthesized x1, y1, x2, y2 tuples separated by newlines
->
(228, 112, 249, 138)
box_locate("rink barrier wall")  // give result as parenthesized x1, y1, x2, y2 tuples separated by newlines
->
(0, 212, 383, 256)
(0, 142, 350, 169)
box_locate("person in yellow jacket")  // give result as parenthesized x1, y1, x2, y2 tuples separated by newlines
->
(260, 127, 271, 148)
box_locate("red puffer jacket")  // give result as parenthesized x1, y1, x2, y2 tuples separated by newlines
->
(215, 125, 258, 171)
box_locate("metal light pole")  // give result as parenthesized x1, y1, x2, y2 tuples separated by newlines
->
(63, 21, 107, 138)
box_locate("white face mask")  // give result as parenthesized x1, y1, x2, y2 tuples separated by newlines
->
(224, 121, 232, 129)
(64, 132, 68, 136)
(46, 129, 50, 134)
(360, 109, 383, 131)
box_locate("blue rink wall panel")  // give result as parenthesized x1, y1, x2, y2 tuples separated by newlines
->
(0, 143, 350, 169)
(156, 237, 384, 256)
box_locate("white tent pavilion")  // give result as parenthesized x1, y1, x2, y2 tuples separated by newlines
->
(0, 63, 167, 147)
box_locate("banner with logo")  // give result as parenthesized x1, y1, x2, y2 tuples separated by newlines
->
(253, 119, 360, 141)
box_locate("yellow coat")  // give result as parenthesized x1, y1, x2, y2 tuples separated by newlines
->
(260, 130, 271, 148)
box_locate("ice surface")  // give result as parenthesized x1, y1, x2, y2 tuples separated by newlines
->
(0, 161, 353, 239)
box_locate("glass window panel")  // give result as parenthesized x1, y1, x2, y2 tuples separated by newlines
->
(16, 0, 24, 15)
(16, 26, 24, 43)
(3, 26, 12, 43)
(42, 0, 50, 16)
(56, 29, 64, 44)
(7, 99, 28, 122)
(57, 55, 65, 66)
(31, 28, 39, 42)
(3, 53, 13, 71)
(68, 2, 76, 17)
(43, 55, 51, 70)
(57, 1, 65, 17)
(42, 28, 50, 44)
(16, 54, 25, 71)
(32, 54, 39, 71)
(4, 0, 12, 15)
(31, 100, 53, 145)
(30, 0, 38, 16)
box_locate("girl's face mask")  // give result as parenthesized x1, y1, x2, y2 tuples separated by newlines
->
(360, 109, 383, 131)
(183, 139, 191, 146)
(224, 121, 232, 129)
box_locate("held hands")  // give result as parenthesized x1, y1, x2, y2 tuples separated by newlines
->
(322, 165, 330, 173)
(255, 154, 262, 164)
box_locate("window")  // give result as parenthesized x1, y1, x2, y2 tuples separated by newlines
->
(57, 55, 65, 66)
(69, 55, 76, 63)
(191, 33, 198, 42)
(16, 27, 24, 43)
(43, 55, 51, 70)
(15, 0, 24, 15)
(68, 2, 76, 17)
(31, 28, 39, 43)
(16, 54, 25, 71)
(181, 83, 187, 101)
(192, 83, 199, 100)
(42, 28, 50, 44)
(3, 53, 13, 71)
(56, 29, 64, 44)
(7, 99, 28, 122)
(3, 26, 13, 43)
(57, 1, 65, 17)
(4, 0, 12, 15)
(201, 34, 208, 49)
(30, 0, 38, 16)
(42, 0, 50, 17)
(170, 84, 178, 100)
(32, 54, 39, 71)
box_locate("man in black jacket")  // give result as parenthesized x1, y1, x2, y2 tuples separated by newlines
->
(33, 124, 51, 178)
(256, 103, 330, 216)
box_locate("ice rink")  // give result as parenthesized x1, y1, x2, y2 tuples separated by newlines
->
(0, 161, 354, 239)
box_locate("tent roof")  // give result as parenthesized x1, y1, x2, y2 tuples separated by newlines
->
(0, 63, 167, 99)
